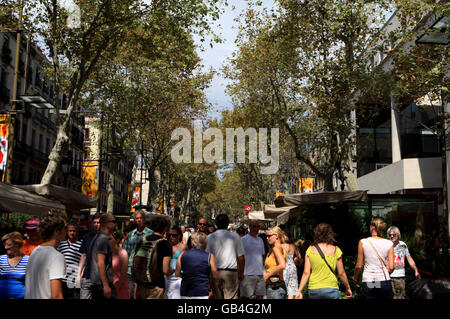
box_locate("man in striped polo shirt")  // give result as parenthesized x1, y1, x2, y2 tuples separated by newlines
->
(57, 223, 83, 299)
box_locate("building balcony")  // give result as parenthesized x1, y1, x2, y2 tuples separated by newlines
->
(357, 157, 442, 194)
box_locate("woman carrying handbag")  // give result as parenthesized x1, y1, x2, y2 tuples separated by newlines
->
(296, 223, 352, 299)
(264, 227, 287, 299)
(352, 217, 394, 299)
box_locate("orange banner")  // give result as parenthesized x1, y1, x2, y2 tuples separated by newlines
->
(81, 161, 98, 198)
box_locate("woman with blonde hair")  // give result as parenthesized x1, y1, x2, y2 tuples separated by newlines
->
(352, 217, 394, 299)
(296, 223, 352, 299)
(176, 231, 218, 299)
(264, 226, 287, 299)
(0, 232, 29, 299)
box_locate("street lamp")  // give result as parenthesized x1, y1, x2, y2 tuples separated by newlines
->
(61, 157, 72, 187)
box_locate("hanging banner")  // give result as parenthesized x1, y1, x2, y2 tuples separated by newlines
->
(299, 178, 314, 193)
(130, 185, 140, 212)
(0, 114, 9, 181)
(81, 161, 98, 198)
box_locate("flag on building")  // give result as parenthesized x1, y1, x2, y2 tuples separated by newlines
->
(0, 114, 9, 181)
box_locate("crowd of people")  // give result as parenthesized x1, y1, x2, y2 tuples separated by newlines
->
(0, 209, 422, 300)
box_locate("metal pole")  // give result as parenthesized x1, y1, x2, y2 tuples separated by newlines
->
(97, 112, 104, 213)
(5, 0, 23, 184)
(140, 139, 143, 206)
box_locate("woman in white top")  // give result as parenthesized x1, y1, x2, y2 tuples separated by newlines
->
(352, 217, 394, 299)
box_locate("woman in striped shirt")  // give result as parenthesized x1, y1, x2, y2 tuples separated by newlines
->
(0, 232, 29, 299)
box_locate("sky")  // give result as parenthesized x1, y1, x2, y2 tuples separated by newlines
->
(194, 0, 276, 121)
(196, 0, 394, 122)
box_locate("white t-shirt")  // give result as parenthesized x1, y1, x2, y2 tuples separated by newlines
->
(391, 241, 410, 278)
(25, 245, 66, 299)
(206, 229, 245, 269)
(362, 237, 393, 283)
(182, 231, 190, 244)
(241, 234, 265, 276)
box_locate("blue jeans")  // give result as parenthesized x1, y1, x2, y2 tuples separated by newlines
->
(362, 280, 393, 300)
(267, 286, 287, 299)
(308, 288, 340, 299)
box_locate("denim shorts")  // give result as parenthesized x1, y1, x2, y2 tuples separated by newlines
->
(266, 286, 287, 299)
(308, 288, 340, 299)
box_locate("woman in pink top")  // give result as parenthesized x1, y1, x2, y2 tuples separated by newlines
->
(353, 218, 394, 299)
(111, 231, 130, 299)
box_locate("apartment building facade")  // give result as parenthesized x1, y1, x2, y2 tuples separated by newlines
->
(354, 10, 449, 239)
(83, 116, 134, 214)
(0, 31, 84, 190)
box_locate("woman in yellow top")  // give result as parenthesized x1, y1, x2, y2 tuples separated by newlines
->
(296, 223, 352, 299)
(264, 226, 287, 299)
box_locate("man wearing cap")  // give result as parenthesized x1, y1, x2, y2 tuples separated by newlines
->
(21, 218, 43, 256)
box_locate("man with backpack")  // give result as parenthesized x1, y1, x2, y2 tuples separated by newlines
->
(132, 215, 172, 299)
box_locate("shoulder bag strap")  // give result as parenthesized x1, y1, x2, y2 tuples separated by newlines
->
(314, 244, 337, 278)
(366, 238, 389, 280)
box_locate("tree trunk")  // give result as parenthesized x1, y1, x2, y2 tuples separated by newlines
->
(40, 105, 73, 185)
(40, 66, 83, 185)
(127, 161, 138, 211)
(106, 158, 119, 214)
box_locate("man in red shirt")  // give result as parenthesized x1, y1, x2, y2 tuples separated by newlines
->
(21, 218, 43, 256)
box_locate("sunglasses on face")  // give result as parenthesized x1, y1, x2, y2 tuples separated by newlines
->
(198, 223, 208, 226)
(168, 233, 179, 237)
(388, 234, 397, 237)
(267, 234, 276, 238)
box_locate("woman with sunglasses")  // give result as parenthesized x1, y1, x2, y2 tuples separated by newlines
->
(164, 226, 187, 299)
(264, 226, 287, 299)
